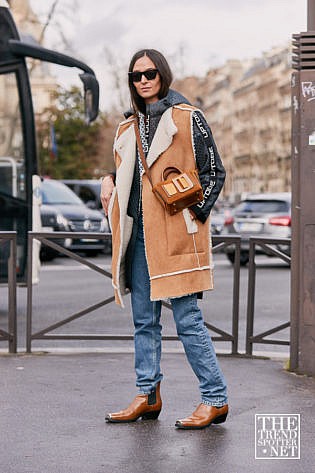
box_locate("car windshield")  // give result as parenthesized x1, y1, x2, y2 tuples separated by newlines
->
(41, 180, 83, 205)
(236, 199, 289, 213)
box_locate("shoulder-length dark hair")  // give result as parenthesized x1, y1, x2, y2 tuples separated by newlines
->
(128, 49, 173, 114)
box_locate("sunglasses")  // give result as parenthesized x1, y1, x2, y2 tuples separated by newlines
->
(128, 69, 159, 83)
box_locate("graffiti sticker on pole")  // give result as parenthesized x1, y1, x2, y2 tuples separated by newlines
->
(301, 81, 315, 102)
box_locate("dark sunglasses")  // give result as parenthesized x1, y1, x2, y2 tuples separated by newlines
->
(128, 69, 159, 83)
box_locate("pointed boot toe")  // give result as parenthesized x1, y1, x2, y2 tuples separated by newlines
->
(175, 403, 228, 430)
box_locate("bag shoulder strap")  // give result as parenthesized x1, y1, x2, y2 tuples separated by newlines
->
(134, 120, 153, 188)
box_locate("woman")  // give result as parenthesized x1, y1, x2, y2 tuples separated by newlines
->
(101, 49, 228, 429)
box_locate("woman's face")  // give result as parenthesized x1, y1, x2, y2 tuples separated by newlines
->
(132, 55, 161, 104)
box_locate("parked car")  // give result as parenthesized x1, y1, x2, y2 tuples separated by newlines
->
(40, 179, 109, 256)
(61, 179, 103, 211)
(61, 179, 112, 254)
(40, 203, 71, 261)
(210, 202, 234, 236)
(223, 192, 291, 265)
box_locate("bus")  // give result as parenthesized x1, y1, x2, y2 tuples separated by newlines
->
(0, 1, 99, 282)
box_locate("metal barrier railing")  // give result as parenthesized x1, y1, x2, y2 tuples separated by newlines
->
(26, 232, 241, 354)
(211, 235, 241, 354)
(26, 232, 113, 353)
(0, 231, 17, 353)
(245, 236, 291, 355)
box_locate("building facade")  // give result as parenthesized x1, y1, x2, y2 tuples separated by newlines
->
(175, 46, 292, 201)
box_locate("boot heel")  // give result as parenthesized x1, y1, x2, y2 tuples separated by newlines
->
(213, 412, 228, 424)
(142, 410, 161, 420)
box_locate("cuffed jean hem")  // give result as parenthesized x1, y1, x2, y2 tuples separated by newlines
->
(137, 378, 163, 395)
(138, 387, 159, 395)
(201, 399, 228, 407)
(138, 389, 154, 395)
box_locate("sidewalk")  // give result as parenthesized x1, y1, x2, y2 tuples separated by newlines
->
(0, 352, 314, 473)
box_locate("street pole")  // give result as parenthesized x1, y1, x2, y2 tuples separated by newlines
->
(308, 0, 315, 29)
(290, 0, 315, 375)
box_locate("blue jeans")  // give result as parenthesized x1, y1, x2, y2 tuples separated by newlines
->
(130, 218, 228, 407)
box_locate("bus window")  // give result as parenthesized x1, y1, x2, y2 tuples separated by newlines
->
(0, 72, 26, 200)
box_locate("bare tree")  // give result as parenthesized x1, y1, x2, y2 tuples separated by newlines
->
(37, 0, 59, 45)
(103, 46, 129, 112)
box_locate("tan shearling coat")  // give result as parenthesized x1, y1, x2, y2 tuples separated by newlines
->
(108, 104, 213, 307)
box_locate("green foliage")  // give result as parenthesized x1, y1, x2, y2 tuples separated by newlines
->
(37, 86, 106, 179)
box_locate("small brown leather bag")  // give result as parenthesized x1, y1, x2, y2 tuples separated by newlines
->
(135, 121, 203, 216)
(152, 167, 203, 215)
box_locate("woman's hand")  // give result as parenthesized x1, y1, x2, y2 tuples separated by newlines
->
(100, 175, 115, 215)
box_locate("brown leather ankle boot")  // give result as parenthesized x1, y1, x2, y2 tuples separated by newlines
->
(105, 382, 162, 423)
(175, 403, 228, 429)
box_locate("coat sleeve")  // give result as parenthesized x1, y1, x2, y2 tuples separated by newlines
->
(189, 110, 226, 223)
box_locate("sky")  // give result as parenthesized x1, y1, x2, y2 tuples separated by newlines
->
(29, 0, 308, 111)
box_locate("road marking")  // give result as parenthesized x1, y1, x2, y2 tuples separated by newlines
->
(0, 347, 289, 359)
(41, 257, 288, 272)
(41, 264, 111, 271)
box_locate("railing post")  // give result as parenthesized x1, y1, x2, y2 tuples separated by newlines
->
(246, 238, 256, 355)
(231, 237, 240, 354)
(8, 234, 17, 353)
(26, 232, 33, 353)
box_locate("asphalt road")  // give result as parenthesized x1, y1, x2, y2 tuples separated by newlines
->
(0, 251, 290, 356)
(1, 353, 314, 473)
(2, 252, 313, 473)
